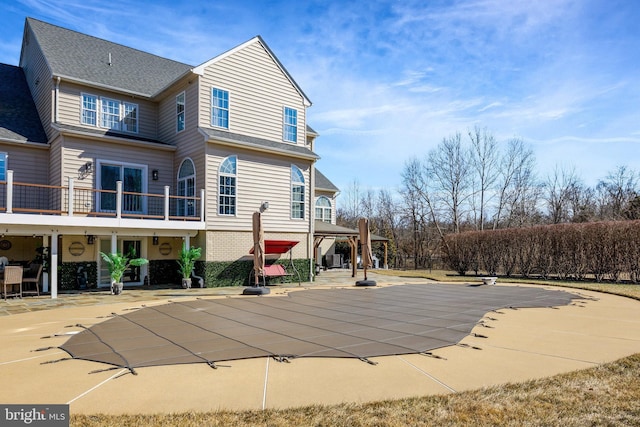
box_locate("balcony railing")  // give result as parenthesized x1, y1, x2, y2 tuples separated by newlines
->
(0, 171, 204, 222)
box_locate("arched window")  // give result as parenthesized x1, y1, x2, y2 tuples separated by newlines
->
(177, 158, 196, 216)
(219, 156, 237, 215)
(291, 165, 305, 219)
(315, 196, 332, 223)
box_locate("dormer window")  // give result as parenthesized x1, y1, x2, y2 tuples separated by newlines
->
(122, 102, 138, 133)
(101, 97, 120, 129)
(81, 94, 97, 126)
(80, 93, 138, 133)
(283, 107, 297, 142)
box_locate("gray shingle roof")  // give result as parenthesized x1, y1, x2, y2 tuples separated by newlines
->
(306, 124, 318, 135)
(201, 127, 319, 160)
(26, 18, 193, 97)
(0, 63, 47, 143)
(315, 168, 339, 192)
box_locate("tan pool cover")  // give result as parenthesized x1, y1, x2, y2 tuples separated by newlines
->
(60, 284, 579, 373)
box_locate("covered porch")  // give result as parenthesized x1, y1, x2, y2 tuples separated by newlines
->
(0, 172, 206, 298)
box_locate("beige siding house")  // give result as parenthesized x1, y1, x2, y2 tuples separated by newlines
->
(0, 18, 341, 297)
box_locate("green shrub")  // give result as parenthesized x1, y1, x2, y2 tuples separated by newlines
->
(203, 259, 311, 287)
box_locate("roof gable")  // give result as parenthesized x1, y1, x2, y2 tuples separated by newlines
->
(193, 36, 311, 107)
(24, 18, 193, 97)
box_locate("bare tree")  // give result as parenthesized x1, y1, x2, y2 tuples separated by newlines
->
(492, 138, 535, 229)
(544, 165, 581, 224)
(468, 126, 499, 230)
(360, 188, 376, 224)
(337, 178, 362, 227)
(401, 157, 447, 240)
(566, 182, 595, 222)
(427, 133, 472, 233)
(596, 166, 639, 220)
(377, 188, 401, 268)
(401, 157, 446, 268)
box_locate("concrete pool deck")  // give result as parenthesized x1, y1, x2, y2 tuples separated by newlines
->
(1, 270, 639, 415)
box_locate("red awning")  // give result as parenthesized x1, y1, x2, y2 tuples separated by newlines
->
(250, 240, 299, 254)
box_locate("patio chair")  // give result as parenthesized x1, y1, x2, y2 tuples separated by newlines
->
(22, 264, 43, 296)
(1, 266, 23, 300)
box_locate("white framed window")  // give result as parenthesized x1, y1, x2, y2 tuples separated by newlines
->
(81, 93, 97, 126)
(283, 107, 297, 142)
(177, 158, 196, 217)
(315, 196, 332, 223)
(81, 94, 138, 133)
(212, 88, 229, 129)
(101, 97, 120, 130)
(218, 156, 237, 215)
(0, 152, 7, 181)
(291, 165, 305, 219)
(96, 159, 147, 214)
(122, 102, 138, 133)
(176, 92, 185, 133)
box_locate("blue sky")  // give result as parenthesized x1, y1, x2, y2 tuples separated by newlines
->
(2, 0, 639, 202)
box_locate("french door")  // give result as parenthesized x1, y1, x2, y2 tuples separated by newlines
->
(98, 238, 146, 287)
(98, 161, 146, 214)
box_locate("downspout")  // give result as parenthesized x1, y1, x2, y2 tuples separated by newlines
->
(308, 126, 315, 283)
(54, 76, 61, 123)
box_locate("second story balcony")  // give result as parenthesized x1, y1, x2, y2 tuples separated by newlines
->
(0, 171, 205, 232)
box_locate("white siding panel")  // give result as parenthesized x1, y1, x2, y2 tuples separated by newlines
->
(60, 136, 174, 197)
(19, 26, 54, 139)
(57, 82, 158, 140)
(157, 83, 207, 201)
(1, 145, 49, 184)
(49, 137, 63, 186)
(199, 40, 306, 145)
(206, 144, 311, 233)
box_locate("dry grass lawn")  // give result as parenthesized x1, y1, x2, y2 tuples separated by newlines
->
(376, 269, 640, 301)
(71, 270, 640, 426)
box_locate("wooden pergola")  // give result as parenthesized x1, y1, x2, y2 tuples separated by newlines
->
(313, 220, 388, 278)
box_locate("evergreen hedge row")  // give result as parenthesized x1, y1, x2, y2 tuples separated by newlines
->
(443, 220, 640, 282)
(203, 259, 311, 287)
(59, 259, 312, 289)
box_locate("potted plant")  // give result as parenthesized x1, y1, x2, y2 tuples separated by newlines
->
(177, 244, 202, 288)
(100, 250, 148, 295)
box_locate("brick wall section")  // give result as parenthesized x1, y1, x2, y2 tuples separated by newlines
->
(206, 231, 309, 262)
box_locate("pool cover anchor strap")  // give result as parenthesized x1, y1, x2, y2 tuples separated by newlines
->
(420, 352, 446, 360)
(40, 357, 73, 365)
(89, 366, 125, 375)
(359, 357, 378, 365)
(33, 346, 57, 352)
(458, 343, 482, 350)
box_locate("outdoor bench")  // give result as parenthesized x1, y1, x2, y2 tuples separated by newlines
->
(262, 264, 293, 281)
